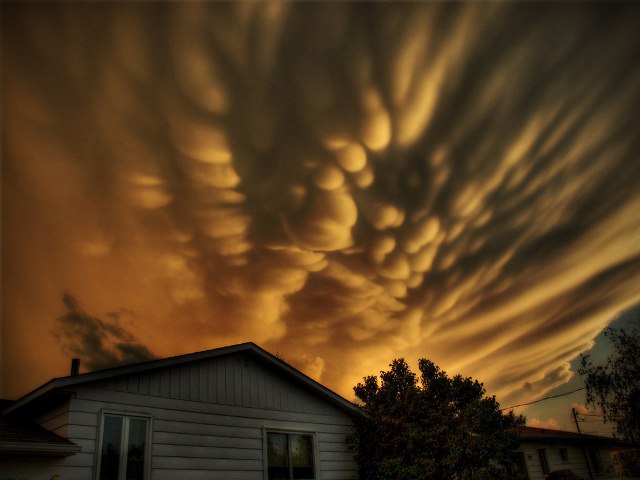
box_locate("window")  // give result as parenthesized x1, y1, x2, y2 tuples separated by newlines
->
(97, 413, 151, 480)
(588, 448, 603, 474)
(537, 448, 550, 476)
(509, 451, 529, 480)
(559, 447, 569, 462)
(266, 431, 315, 480)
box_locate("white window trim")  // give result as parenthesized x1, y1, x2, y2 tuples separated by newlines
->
(95, 409, 153, 480)
(559, 447, 569, 463)
(263, 426, 320, 480)
(537, 448, 550, 476)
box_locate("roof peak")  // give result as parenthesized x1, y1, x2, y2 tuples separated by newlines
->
(3, 342, 362, 418)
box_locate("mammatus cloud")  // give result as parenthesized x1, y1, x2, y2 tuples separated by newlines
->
(55, 293, 157, 371)
(2, 3, 640, 403)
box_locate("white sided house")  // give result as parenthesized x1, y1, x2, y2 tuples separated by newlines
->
(0, 342, 361, 480)
(514, 426, 619, 480)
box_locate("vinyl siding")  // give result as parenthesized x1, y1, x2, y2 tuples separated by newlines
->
(519, 443, 617, 480)
(0, 400, 83, 480)
(98, 354, 341, 414)
(0, 462, 93, 480)
(36, 399, 71, 437)
(2, 352, 357, 480)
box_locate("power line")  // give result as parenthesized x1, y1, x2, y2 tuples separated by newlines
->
(500, 387, 586, 410)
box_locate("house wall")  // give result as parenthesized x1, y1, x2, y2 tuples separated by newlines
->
(36, 400, 73, 439)
(518, 442, 616, 480)
(0, 352, 357, 480)
(0, 399, 89, 480)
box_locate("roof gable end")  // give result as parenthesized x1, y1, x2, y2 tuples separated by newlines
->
(4, 343, 362, 417)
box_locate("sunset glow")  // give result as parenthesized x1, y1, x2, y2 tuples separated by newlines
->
(2, 2, 639, 428)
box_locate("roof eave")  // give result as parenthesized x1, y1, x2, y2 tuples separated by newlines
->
(2, 382, 58, 415)
(0, 441, 81, 457)
(519, 434, 617, 445)
(246, 346, 364, 417)
(3, 343, 260, 415)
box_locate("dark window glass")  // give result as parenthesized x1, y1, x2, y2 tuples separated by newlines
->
(538, 448, 549, 475)
(291, 434, 313, 479)
(99, 414, 148, 480)
(559, 448, 569, 462)
(100, 415, 123, 480)
(267, 432, 314, 480)
(510, 451, 529, 480)
(589, 449, 603, 474)
(126, 418, 148, 480)
(268, 433, 289, 480)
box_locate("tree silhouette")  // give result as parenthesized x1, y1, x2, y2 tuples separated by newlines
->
(349, 358, 525, 480)
(579, 324, 640, 475)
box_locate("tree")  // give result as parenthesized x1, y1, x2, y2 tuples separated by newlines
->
(349, 358, 525, 480)
(579, 325, 640, 475)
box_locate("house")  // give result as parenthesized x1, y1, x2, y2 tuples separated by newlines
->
(513, 426, 620, 480)
(0, 342, 361, 480)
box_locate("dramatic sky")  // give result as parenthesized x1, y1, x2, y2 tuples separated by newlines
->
(2, 2, 640, 430)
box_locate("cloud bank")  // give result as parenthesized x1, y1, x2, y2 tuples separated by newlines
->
(2, 3, 640, 404)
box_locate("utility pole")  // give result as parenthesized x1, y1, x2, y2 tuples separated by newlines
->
(573, 408, 595, 480)
(572, 407, 582, 434)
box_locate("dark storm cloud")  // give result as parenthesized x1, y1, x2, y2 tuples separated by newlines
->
(2, 2, 640, 401)
(55, 293, 157, 371)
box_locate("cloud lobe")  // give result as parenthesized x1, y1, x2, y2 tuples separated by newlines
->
(2, 2, 640, 403)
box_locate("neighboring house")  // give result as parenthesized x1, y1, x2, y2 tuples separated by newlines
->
(513, 426, 620, 480)
(0, 342, 361, 480)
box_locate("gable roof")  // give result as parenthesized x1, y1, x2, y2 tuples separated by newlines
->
(3, 342, 363, 418)
(0, 412, 81, 457)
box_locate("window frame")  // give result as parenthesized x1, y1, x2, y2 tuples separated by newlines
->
(588, 448, 604, 475)
(510, 451, 530, 480)
(537, 448, 550, 476)
(263, 427, 319, 480)
(559, 447, 569, 463)
(95, 409, 153, 480)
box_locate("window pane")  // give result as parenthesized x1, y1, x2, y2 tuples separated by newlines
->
(537, 448, 549, 475)
(559, 448, 569, 462)
(268, 433, 289, 480)
(589, 449, 603, 473)
(290, 435, 312, 467)
(126, 418, 148, 480)
(268, 467, 289, 480)
(267, 432, 315, 480)
(268, 433, 289, 467)
(289, 434, 313, 480)
(100, 415, 123, 480)
(512, 452, 529, 480)
(291, 434, 314, 479)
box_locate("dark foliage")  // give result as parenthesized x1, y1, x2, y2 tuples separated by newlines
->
(349, 358, 525, 480)
(579, 324, 640, 475)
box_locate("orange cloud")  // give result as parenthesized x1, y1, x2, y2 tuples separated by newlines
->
(2, 3, 640, 405)
(528, 418, 561, 430)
